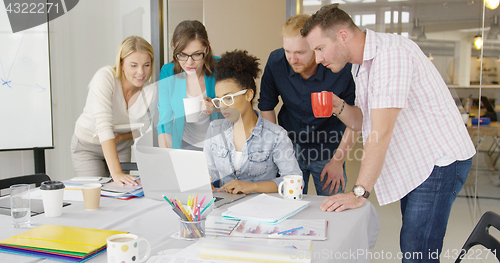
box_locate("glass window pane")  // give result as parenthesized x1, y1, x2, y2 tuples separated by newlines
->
(354, 15, 361, 26)
(385, 11, 391, 24)
(362, 14, 376, 26)
(402, 11, 409, 23)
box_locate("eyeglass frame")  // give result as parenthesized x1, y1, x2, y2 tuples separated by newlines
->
(175, 48, 207, 61)
(211, 89, 248, 108)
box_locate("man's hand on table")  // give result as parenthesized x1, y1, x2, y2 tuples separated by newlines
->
(320, 192, 366, 212)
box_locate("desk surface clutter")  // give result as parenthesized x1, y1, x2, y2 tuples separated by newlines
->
(0, 225, 126, 262)
(0, 186, 380, 263)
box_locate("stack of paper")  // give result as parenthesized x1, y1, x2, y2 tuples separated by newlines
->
(101, 182, 144, 200)
(221, 194, 309, 224)
(0, 225, 127, 262)
(204, 216, 327, 240)
(198, 237, 312, 263)
(232, 219, 327, 240)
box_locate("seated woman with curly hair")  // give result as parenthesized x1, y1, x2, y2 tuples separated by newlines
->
(203, 50, 301, 194)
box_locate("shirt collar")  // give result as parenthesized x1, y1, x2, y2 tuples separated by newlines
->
(362, 29, 377, 62)
(251, 110, 264, 137)
(284, 52, 324, 81)
(222, 110, 264, 139)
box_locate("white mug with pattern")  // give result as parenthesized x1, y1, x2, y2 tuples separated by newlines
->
(106, 233, 150, 263)
(278, 175, 304, 200)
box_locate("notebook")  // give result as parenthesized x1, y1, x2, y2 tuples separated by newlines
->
(134, 145, 245, 208)
(221, 193, 310, 224)
(0, 225, 126, 262)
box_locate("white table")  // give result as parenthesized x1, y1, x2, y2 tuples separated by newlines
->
(0, 193, 380, 263)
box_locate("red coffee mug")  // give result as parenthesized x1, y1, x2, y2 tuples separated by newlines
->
(311, 91, 333, 118)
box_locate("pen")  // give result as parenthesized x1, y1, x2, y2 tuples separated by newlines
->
(163, 196, 188, 220)
(193, 193, 198, 210)
(175, 197, 191, 221)
(199, 196, 207, 207)
(133, 177, 140, 181)
(162, 195, 175, 207)
(277, 227, 303, 235)
(197, 204, 201, 221)
(200, 197, 216, 216)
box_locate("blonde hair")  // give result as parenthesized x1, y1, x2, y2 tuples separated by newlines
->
(113, 36, 155, 82)
(282, 14, 311, 38)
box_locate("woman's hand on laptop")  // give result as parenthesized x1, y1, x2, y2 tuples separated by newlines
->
(111, 173, 140, 186)
(217, 180, 255, 194)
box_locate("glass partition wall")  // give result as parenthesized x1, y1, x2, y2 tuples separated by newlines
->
(163, 0, 499, 258)
(301, 0, 500, 259)
(304, 0, 500, 200)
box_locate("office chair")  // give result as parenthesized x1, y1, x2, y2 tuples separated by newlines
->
(455, 211, 500, 262)
(0, 173, 51, 191)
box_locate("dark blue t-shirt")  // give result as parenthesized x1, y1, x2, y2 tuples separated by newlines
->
(258, 48, 355, 162)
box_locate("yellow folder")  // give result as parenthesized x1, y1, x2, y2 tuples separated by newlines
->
(0, 225, 127, 254)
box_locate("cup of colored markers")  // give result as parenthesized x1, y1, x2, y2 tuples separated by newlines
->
(179, 218, 205, 239)
(162, 194, 215, 239)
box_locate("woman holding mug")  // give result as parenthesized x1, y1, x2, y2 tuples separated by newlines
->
(157, 20, 221, 150)
(204, 50, 301, 194)
(71, 36, 156, 185)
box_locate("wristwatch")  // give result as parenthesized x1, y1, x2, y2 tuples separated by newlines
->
(352, 185, 370, 198)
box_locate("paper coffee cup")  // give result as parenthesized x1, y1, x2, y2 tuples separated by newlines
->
(183, 97, 202, 123)
(40, 181, 65, 217)
(81, 183, 101, 210)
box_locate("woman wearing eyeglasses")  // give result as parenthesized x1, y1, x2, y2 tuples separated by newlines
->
(157, 20, 221, 150)
(204, 50, 301, 194)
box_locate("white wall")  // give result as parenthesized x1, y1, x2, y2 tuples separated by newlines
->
(166, 0, 204, 62)
(204, 0, 286, 106)
(0, 0, 151, 181)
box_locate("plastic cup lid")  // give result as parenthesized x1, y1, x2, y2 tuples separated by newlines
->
(40, 181, 65, 190)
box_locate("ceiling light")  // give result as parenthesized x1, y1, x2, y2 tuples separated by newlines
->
(485, 0, 500, 10)
(474, 35, 483, 50)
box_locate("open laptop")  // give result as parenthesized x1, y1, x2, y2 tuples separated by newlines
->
(133, 145, 245, 208)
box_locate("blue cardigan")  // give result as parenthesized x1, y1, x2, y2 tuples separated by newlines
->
(157, 58, 220, 149)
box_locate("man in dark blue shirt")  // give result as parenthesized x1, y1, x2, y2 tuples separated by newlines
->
(258, 14, 356, 196)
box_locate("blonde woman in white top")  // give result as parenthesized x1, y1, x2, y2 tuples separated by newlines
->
(71, 36, 156, 185)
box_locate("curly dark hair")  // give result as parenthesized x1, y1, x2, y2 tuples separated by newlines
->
(300, 4, 357, 38)
(215, 50, 261, 101)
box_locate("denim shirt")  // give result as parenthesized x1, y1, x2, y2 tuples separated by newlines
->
(203, 111, 301, 186)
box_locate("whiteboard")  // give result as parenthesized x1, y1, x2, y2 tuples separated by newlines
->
(0, 5, 53, 150)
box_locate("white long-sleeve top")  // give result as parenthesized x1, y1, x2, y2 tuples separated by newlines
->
(74, 67, 157, 145)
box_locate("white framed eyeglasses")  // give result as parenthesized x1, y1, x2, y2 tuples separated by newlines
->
(212, 89, 248, 108)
